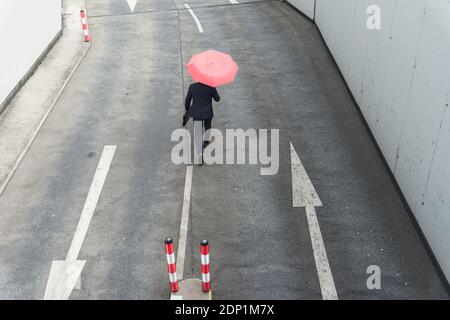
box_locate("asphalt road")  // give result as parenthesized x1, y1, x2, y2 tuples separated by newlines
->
(0, 0, 448, 299)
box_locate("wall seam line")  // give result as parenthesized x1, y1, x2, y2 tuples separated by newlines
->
(421, 94, 449, 208)
(392, 0, 429, 175)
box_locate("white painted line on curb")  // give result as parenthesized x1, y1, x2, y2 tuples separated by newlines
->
(184, 4, 204, 33)
(290, 142, 338, 300)
(176, 165, 193, 280)
(44, 145, 116, 300)
(229, 0, 239, 4)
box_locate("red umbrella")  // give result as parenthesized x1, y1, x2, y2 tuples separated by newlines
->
(186, 49, 238, 87)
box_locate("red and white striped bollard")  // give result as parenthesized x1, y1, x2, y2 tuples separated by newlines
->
(80, 10, 90, 42)
(200, 240, 211, 292)
(165, 237, 179, 293)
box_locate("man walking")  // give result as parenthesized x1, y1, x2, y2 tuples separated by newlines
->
(185, 82, 220, 164)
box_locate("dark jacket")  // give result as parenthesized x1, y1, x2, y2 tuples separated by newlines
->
(185, 82, 220, 120)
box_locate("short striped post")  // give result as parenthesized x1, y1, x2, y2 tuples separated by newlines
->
(165, 237, 179, 293)
(80, 10, 90, 42)
(200, 240, 211, 292)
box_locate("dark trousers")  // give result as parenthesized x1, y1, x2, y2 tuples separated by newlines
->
(202, 119, 212, 133)
(193, 119, 212, 159)
(194, 119, 212, 140)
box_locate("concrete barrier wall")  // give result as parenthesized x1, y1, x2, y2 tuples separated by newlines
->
(288, 0, 316, 20)
(0, 0, 62, 110)
(289, 0, 450, 281)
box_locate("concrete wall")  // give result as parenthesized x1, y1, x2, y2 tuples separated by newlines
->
(288, 0, 316, 20)
(0, 0, 62, 111)
(289, 0, 450, 281)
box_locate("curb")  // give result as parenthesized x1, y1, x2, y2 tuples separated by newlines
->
(0, 31, 62, 116)
(0, 2, 91, 196)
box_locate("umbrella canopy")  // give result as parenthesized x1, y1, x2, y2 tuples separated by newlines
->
(186, 49, 238, 87)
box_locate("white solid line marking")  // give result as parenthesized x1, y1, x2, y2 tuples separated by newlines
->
(66, 145, 116, 261)
(184, 4, 204, 33)
(305, 206, 338, 300)
(176, 166, 193, 280)
(229, 0, 239, 4)
(290, 142, 338, 300)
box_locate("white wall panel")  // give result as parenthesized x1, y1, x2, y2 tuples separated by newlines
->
(363, 1, 396, 132)
(290, 0, 450, 281)
(374, 0, 427, 169)
(395, 0, 450, 270)
(333, 0, 357, 81)
(288, 0, 316, 20)
(422, 101, 450, 278)
(419, 0, 450, 282)
(0, 0, 62, 107)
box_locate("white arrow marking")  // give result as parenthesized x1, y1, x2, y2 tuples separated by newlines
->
(290, 142, 322, 207)
(290, 142, 338, 300)
(44, 260, 86, 300)
(127, 0, 137, 13)
(176, 166, 193, 280)
(184, 4, 204, 33)
(44, 145, 116, 300)
(305, 206, 338, 300)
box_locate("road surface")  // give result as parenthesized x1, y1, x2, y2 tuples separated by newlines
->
(0, 0, 448, 299)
